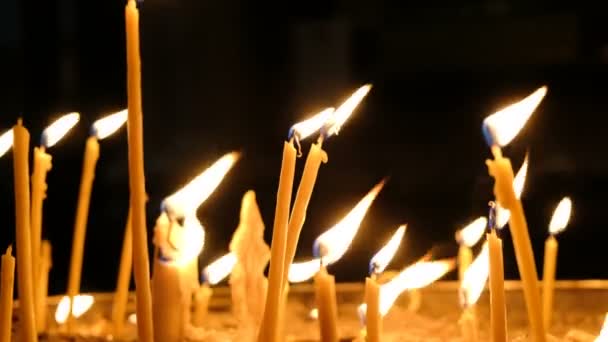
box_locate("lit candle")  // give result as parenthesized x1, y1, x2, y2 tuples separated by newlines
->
(35, 241, 52, 332)
(455, 217, 487, 281)
(542, 197, 572, 330)
(54, 295, 94, 324)
(495, 153, 529, 230)
(193, 252, 237, 327)
(487, 203, 507, 342)
(483, 86, 548, 341)
(12, 119, 37, 342)
(365, 225, 405, 342)
(459, 243, 489, 342)
(125, 0, 153, 339)
(0, 246, 15, 342)
(67, 110, 126, 328)
(112, 209, 132, 337)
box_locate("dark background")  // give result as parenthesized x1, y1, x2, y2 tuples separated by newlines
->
(1, 1, 607, 295)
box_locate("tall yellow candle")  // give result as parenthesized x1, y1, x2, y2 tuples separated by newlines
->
(12, 119, 37, 342)
(488, 230, 507, 342)
(365, 277, 382, 342)
(458, 246, 472, 282)
(542, 197, 572, 330)
(314, 265, 339, 342)
(192, 284, 212, 327)
(0, 246, 15, 342)
(257, 141, 296, 342)
(30, 146, 51, 298)
(35, 241, 52, 332)
(112, 210, 133, 336)
(125, 1, 154, 340)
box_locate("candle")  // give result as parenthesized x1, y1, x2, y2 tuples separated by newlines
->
(12, 120, 37, 341)
(193, 252, 237, 327)
(125, 0, 154, 339)
(487, 201, 507, 342)
(35, 241, 52, 332)
(542, 197, 572, 330)
(68, 110, 127, 328)
(459, 243, 490, 342)
(112, 209, 133, 336)
(314, 265, 339, 342)
(495, 153, 529, 230)
(0, 246, 15, 342)
(455, 217, 487, 281)
(483, 86, 547, 341)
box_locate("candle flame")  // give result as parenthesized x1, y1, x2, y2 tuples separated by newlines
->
(369, 225, 406, 274)
(496, 153, 529, 229)
(289, 107, 335, 141)
(309, 308, 319, 320)
(483, 86, 547, 147)
(162, 151, 240, 218)
(0, 129, 13, 157)
(597, 313, 608, 341)
(91, 109, 128, 140)
(313, 180, 385, 265)
(549, 197, 572, 235)
(359, 259, 454, 318)
(288, 258, 321, 283)
(55, 294, 94, 324)
(202, 252, 237, 285)
(41, 112, 80, 148)
(460, 242, 489, 307)
(324, 84, 372, 137)
(128, 313, 137, 325)
(173, 215, 205, 266)
(455, 217, 487, 247)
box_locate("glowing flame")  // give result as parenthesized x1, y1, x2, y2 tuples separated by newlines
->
(92, 109, 128, 140)
(549, 197, 572, 235)
(455, 217, 487, 247)
(162, 152, 240, 218)
(597, 313, 608, 342)
(370, 225, 406, 274)
(313, 180, 385, 265)
(0, 129, 13, 158)
(202, 252, 237, 285)
(460, 243, 489, 306)
(367, 259, 455, 316)
(289, 107, 334, 140)
(128, 313, 137, 325)
(173, 215, 205, 266)
(288, 258, 321, 283)
(496, 154, 529, 228)
(41, 112, 80, 148)
(483, 86, 547, 147)
(325, 84, 372, 137)
(55, 294, 94, 323)
(309, 308, 319, 320)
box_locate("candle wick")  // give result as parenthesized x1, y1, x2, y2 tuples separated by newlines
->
(294, 135, 303, 157)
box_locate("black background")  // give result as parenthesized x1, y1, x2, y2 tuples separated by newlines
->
(1, 1, 607, 295)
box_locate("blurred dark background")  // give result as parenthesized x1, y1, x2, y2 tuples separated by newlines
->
(1, 1, 607, 295)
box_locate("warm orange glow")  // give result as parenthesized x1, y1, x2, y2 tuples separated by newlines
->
(597, 313, 608, 341)
(309, 308, 319, 320)
(549, 197, 572, 235)
(289, 107, 334, 140)
(455, 217, 487, 247)
(370, 225, 406, 274)
(162, 151, 240, 217)
(496, 154, 529, 228)
(42, 112, 80, 147)
(483, 86, 547, 147)
(0, 129, 13, 158)
(202, 252, 237, 285)
(325, 84, 372, 137)
(460, 242, 489, 306)
(92, 109, 128, 140)
(288, 258, 321, 283)
(314, 180, 385, 265)
(55, 294, 94, 324)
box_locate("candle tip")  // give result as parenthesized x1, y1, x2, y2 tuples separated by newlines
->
(17, 118, 23, 126)
(5, 245, 12, 256)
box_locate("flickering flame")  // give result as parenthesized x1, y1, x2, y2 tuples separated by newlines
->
(162, 152, 240, 218)
(597, 313, 608, 341)
(92, 109, 128, 140)
(202, 252, 237, 285)
(41, 112, 80, 148)
(483, 86, 547, 147)
(455, 217, 487, 247)
(55, 294, 94, 324)
(0, 129, 13, 157)
(325, 84, 372, 137)
(460, 243, 489, 307)
(309, 308, 319, 320)
(549, 197, 572, 235)
(313, 180, 385, 265)
(369, 225, 406, 274)
(496, 154, 529, 228)
(288, 258, 321, 283)
(289, 107, 335, 140)
(128, 313, 137, 325)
